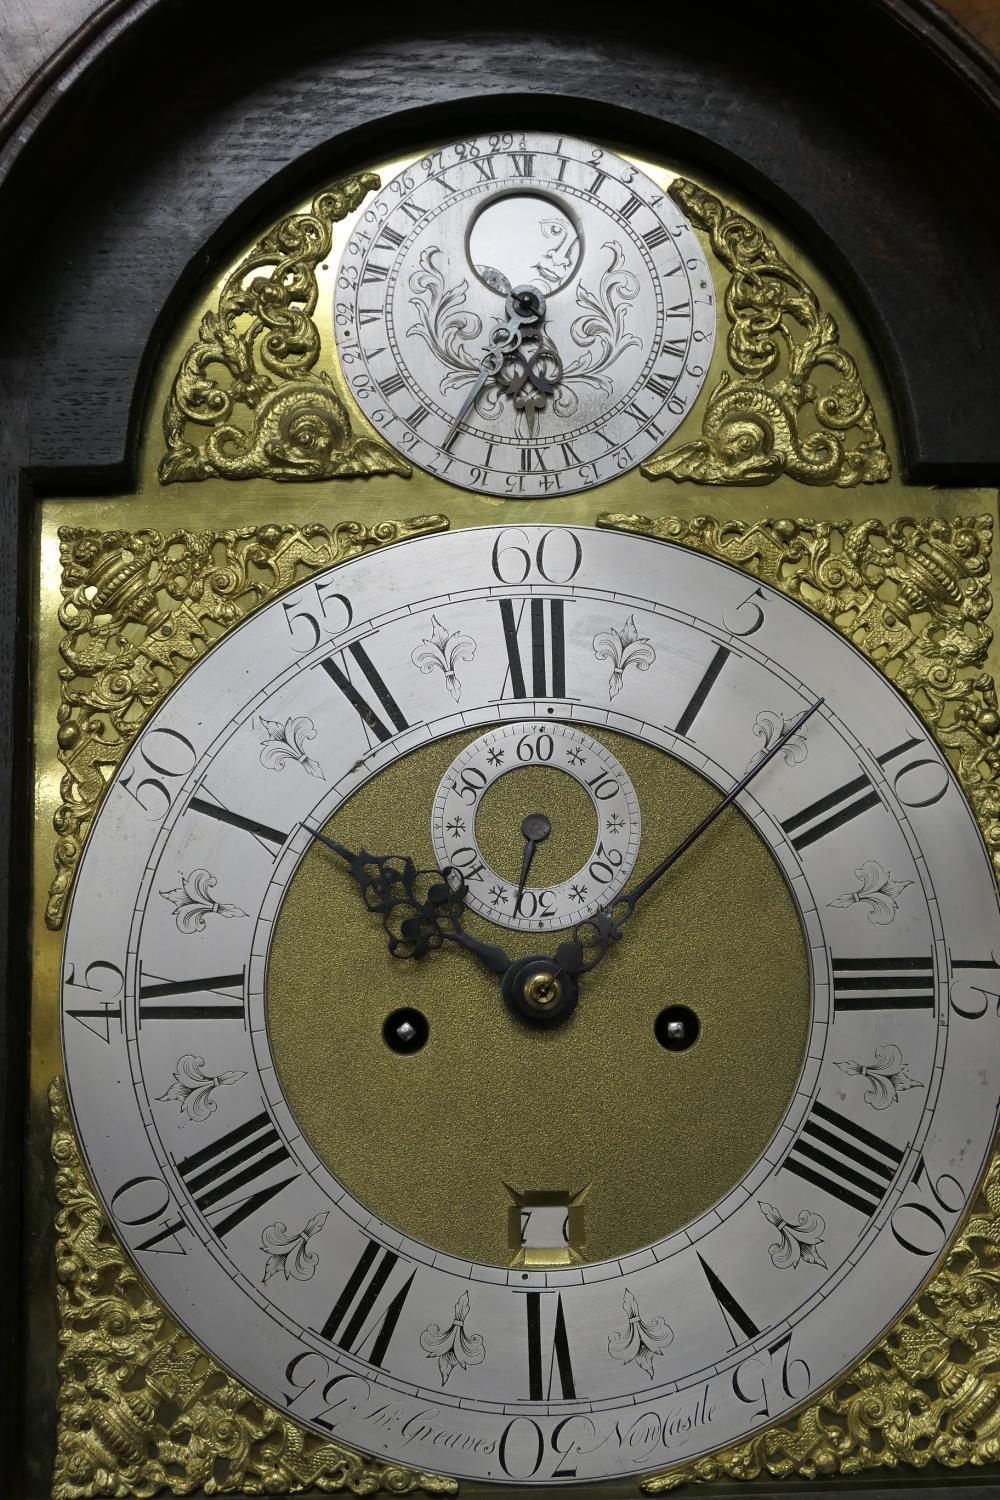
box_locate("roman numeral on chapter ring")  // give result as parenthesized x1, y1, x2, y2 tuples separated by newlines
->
(187, 792, 289, 856)
(138, 967, 245, 1022)
(698, 1254, 760, 1344)
(781, 772, 880, 851)
(319, 1238, 415, 1367)
(674, 645, 731, 737)
(833, 955, 936, 1012)
(175, 1110, 296, 1239)
(522, 1290, 576, 1399)
(499, 598, 566, 699)
(782, 1100, 904, 1216)
(320, 642, 409, 744)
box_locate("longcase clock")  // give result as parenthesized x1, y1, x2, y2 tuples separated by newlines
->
(1, 7, 1000, 1500)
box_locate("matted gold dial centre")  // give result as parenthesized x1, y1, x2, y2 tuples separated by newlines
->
(266, 725, 810, 1267)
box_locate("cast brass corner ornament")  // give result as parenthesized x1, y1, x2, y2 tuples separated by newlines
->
(47, 515, 448, 929)
(49, 1079, 457, 1500)
(591, 512, 1000, 1489)
(643, 182, 891, 489)
(158, 176, 411, 484)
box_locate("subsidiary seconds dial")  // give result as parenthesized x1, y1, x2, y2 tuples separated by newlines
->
(334, 132, 716, 495)
(431, 722, 641, 930)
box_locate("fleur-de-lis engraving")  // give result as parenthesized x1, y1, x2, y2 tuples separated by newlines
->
(157, 1055, 246, 1123)
(747, 708, 809, 771)
(759, 1201, 827, 1270)
(261, 1212, 329, 1283)
(258, 715, 324, 778)
(608, 1289, 673, 1379)
(828, 860, 912, 925)
(410, 615, 477, 702)
(160, 868, 248, 934)
(836, 1043, 923, 1110)
(419, 1290, 487, 1387)
(593, 614, 655, 700)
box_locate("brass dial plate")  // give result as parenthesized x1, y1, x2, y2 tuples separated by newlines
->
(267, 726, 810, 1266)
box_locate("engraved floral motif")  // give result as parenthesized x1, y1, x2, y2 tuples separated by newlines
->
(593, 614, 656, 699)
(407, 241, 641, 429)
(160, 867, 248, 933)
(747, 707, 809, 771)
(555, 241, 641, 416)
(836, 1043, 924, 1110)
(759, 1201, 827, 1270)
(608, 1289, 674, 1379)
(259, 715, 324, 778)
(829, 860, 912, 925)
(410, 615, 477, 702)
(261, 1212, 329, 1284)
(156, 1055, 246, 1123)
(407, 249, 488, 399)
(419, 1290, 487, 1387)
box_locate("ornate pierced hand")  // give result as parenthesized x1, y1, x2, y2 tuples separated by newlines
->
(442, 284, 546, 450)
(304, 828, 512, 976)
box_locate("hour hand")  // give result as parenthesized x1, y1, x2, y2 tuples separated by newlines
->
(304, 827, 511, 974)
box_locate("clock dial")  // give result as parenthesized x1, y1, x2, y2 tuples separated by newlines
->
(334, 132, 716, 495)
(61, 526, 1000, 1486)
(430, 722, 642, 931)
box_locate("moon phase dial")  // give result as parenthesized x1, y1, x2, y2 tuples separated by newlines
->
(431, 722, 641, 931)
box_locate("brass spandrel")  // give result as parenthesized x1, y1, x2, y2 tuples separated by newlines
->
(158, 175, 410, 486)
(47, 516, 447, 929)
(48, 1079, 456, 1500)
(643, 182, 890, 489)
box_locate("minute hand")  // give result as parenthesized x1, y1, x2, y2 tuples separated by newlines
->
(553, 697, 825, 977)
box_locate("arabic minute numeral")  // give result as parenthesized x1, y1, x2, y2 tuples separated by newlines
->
(117, 726, 197, 821)
(318, 1237, 416, 1367)
(950, 952, 1000, 1018)
(490, 527, 583, 584)
(64, 958, 124, 1043)
(589, 841, 623, 884)
(110, 1174, 188, 1256)
(732, 1331, 810, 1421)
(890, 1155, 964, 1255)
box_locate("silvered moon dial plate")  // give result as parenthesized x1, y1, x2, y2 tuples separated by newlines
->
(334, 132, 715, 496)
(62, 525, 1000, 1486)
